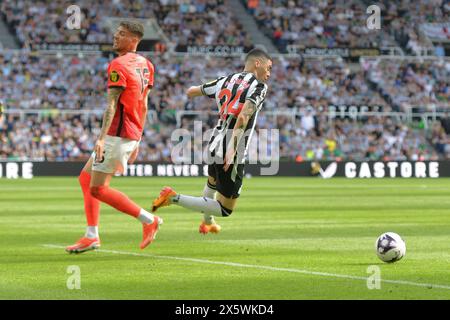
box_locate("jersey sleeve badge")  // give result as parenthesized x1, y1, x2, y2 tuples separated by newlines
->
(110, 70, 120, 83)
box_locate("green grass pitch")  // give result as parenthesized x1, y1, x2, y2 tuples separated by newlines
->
(0, 177, 449, 300)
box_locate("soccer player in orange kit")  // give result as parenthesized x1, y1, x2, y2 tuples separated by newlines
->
(66, 21, 162, 253)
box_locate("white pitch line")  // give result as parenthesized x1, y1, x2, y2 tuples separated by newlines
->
(43, 244, 450, 291)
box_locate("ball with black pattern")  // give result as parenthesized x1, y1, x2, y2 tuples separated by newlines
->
(375, 232, 406, 263)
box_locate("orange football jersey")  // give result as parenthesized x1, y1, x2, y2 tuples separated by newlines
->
(107, 52, 154, 141)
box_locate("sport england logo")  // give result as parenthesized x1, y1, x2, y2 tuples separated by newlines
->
(311, 162, 338, 179)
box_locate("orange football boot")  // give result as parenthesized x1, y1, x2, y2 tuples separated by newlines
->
(199, 221, 221, 235)
(140, 216, 163, 249)
(66, 237, 100, 254)
(152, 187, 177, 212)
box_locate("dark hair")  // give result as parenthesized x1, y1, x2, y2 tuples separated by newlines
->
(245, 48, 272, 62)
(119, 21, 144, 39)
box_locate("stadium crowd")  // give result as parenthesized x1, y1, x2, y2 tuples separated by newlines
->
(244, 0, 449, 54)
(0, 0, 250, 50)
(0, 51, 388, 111)
(280, 113, 441, 161)
(1, 1, 449, 162)
(0, 50, 107, 110)
(371, 0, 449, 55)
(1, 49, 449, 161)
(1, 111, 446, 162)
(362, 57, 450, 112)
(2, 0, 448, 54)
(245, 0, 396, 52)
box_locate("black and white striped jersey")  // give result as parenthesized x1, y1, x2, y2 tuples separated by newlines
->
(201, 71, 268, 165)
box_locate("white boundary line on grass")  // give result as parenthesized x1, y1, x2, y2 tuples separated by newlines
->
(43, 244, 450, 291)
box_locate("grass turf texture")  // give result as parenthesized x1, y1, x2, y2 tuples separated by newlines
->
(0, 177, 449, 300)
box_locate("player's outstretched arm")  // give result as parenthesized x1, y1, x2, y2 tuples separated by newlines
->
(94, 87, 124, 162)
(186, 86, 203, 98)
(223, 100, 257, 172)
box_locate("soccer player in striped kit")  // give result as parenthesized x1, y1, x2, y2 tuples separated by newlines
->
(152, 49, 272, 234)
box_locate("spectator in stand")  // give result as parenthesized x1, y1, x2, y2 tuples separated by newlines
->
(0, 99, 4, 125)
(246, 0, 259, 16)
(441, 111, 450, 134)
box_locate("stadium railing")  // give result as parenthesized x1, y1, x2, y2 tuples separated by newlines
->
(4, 109, 447, 128)
(380, 46, 405, 56)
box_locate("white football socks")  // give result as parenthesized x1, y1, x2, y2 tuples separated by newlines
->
(172, 194, 223, 217)
(137, 208, 155, 224)
(85, 226, 99, 239)
(202, 183, 217, 225)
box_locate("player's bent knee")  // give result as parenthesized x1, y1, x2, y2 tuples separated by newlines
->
(90, 186, 106, 199)
(219, 203, 233, 217)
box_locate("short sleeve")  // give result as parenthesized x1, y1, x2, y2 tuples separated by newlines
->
(246, 82, 268, 107)
(107, 60, 127, 88)
(146, 60, 155, 88)
(201, 76, 225, 98)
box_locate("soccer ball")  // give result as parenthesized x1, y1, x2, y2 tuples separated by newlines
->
(375, 232, 406, 263)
